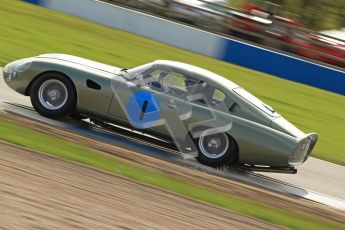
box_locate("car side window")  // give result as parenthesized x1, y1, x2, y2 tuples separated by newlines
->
(164, 73, 191, 96)
(212, 88, 226, 102)
(184, 77, 206, 102)
(141, 68, 189, 96)
(143, 69, 164, 82)
(162, 72, 186, 90)
(208, 88, 227, 107)
(140, 68, 168, 91)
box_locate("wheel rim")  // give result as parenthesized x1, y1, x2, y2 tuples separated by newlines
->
(199, 131, 229, 159)
(38, 79, 68, 110)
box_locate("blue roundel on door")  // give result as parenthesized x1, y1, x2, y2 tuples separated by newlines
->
(126, 92, 161, 129)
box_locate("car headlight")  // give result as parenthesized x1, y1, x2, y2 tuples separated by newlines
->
(14, 60, 32, 72)
(3, 59, 32, 82)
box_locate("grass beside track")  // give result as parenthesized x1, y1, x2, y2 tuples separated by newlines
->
(0, 1, 345, 165)
(0, 119, 344, 230)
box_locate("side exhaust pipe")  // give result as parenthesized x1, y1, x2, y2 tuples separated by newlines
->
(237, 164, 297, 174)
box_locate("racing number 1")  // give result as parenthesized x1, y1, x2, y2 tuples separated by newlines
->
(139, 100, 148, 120)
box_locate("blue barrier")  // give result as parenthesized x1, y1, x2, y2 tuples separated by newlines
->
(223, 39, 345, 95)
(24, 0, 41, 4)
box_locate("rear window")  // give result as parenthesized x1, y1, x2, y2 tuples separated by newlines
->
(233, 88, 280, 117)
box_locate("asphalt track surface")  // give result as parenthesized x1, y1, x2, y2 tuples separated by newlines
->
(0, 69, 345, 211)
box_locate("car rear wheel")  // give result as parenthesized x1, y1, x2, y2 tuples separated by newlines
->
(30, 73, 76, 119)
(195, 129, 237, 167)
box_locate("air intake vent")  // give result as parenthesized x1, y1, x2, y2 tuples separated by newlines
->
(86, 79, 101, 90)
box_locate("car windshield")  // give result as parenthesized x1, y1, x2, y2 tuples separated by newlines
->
(120, 63, 154, 80)
(233, 88, 280, 117)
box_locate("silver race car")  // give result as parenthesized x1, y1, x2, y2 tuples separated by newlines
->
(3, 54, 318, 173)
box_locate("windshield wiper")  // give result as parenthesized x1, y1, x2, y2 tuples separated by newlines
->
(121, 67, 134, 72)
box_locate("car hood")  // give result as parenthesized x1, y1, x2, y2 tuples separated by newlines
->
(36, 54, 121, 74)
(270, 117, 305, 138)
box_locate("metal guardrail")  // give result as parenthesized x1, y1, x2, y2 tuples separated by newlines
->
(103, 0, 345, 69)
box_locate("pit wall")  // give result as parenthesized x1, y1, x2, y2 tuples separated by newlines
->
(25, 0, 345, 95)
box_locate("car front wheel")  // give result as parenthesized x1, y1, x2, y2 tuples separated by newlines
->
(30, 73, 76, 119)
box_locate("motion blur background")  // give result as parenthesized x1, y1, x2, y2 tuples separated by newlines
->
(234, 0, 345, 30)
(111, 0, 345, 69)
(1, 1, 345, 229)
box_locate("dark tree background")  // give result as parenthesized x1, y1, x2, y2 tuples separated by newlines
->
(231, 0, 345, 30)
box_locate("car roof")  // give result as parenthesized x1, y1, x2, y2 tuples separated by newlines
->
(153, 60, 239, 91)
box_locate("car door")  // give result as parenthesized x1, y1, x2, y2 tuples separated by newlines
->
(108, 67, 186, 139)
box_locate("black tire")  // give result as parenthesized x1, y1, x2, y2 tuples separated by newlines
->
(194, 129, 237, 168)
(30, 72, 76, 119)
